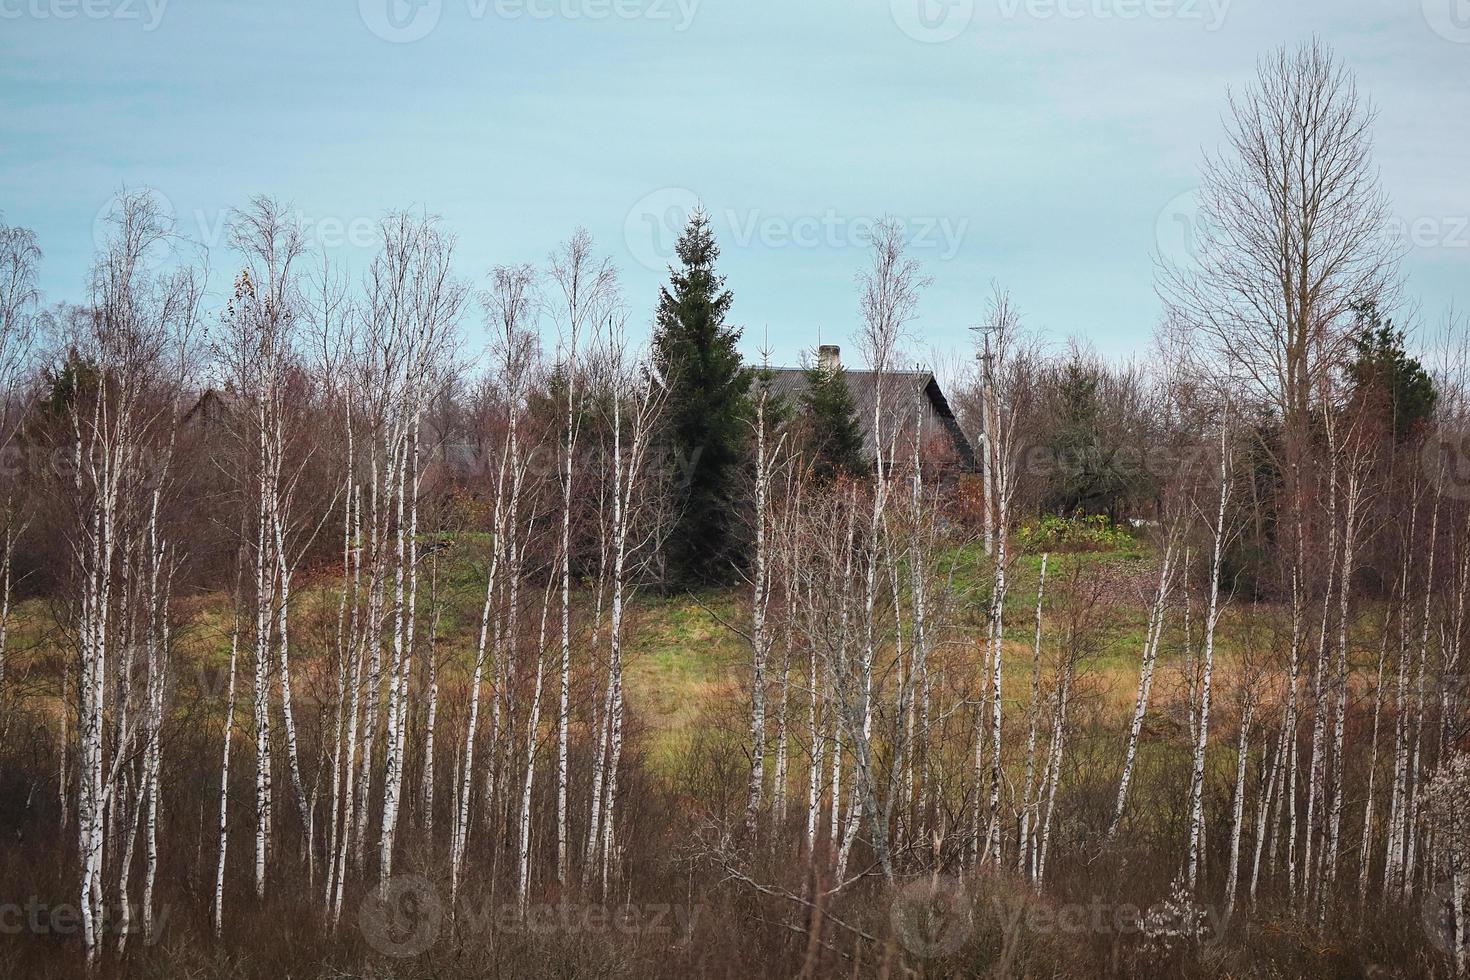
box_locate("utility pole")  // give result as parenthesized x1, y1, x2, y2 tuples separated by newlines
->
(970, 324, 995, 557)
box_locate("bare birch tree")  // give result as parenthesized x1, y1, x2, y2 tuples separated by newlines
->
(1187, 420, 1234, 892)
(547, 230, 616, 886)
(65, 189, 199, 968)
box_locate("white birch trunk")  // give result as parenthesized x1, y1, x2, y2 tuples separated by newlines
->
(805, 578, 822, 856)
(450, 449, 507, 905)
(1323, 468, 1363, 904)
(1358, 614, 1392, 910)
(252, 480, 274, 901)
(1035, 654, 1073, 888)
(420, 552, 441, 835)
(1018, 553, 1048, 876)
(1110, 536, 1177, 837)
(1187, 423, 1231, 893)
(519, 572, 557, 909)
(214, 617, 241, 937)
(745, 382, 773, 838)
(1224, 690, 1255, 920)
(556, 368, 574, 887)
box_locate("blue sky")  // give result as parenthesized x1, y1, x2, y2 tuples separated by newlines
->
(2, 0, 1468, 369)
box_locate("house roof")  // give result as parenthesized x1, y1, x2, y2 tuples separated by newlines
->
(181, 388, 242, 425)
(757, 367, 975, 469)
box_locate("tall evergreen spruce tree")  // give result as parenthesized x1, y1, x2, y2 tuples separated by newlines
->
(1041, 354, 1145, 519)
(801, 361, 867, 482)
(653, 210, 751, 585)
(1344, 299, 1437, 442)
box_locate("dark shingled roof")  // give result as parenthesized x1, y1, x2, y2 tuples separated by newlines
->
(757, 367, 975, 470)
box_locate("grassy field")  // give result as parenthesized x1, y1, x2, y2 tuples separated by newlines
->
(613, 535, 1180, 779)
(623, 590, 748, 769)
(3, 529, 1288, 792)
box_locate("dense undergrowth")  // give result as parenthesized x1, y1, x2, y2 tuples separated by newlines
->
(0, 534, 1457, 978)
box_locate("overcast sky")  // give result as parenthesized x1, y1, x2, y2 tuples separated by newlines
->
(3, 0, 1468, 369)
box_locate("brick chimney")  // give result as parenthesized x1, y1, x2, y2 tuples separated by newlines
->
(818, 344, 841, 373)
